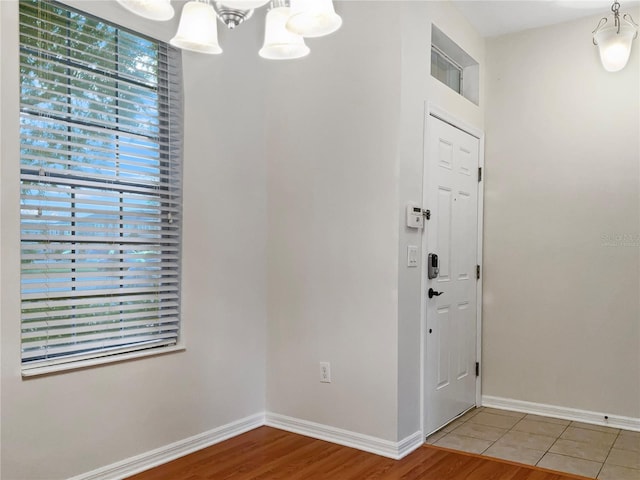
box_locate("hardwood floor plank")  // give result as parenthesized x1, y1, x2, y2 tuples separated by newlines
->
(127, 427, 594, 480)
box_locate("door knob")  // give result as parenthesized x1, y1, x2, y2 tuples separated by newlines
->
(428, 288, 443, 299)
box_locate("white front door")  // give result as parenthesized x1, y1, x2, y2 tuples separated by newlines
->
(424, 114, 480, 435)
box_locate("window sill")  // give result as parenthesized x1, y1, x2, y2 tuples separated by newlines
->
(21, 345, 186, 378)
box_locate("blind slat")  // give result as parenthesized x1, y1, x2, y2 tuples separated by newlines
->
(23, 322, 180, 343)
(19, 28, 167, 74)
(21, 168, 177, 192)
(20, 135, 169, 167)
(19, 34, 166, 89)
(21, 250, 180, 260)
(22, 301, 179, 321)
(21, 194, 181, 213)
(21, 284, 179, 301)
(22, 339, 177, 368)
(22, 258, 178, 270)
(22, 334, 178, 361)
(20, 91, 161, 125)
(22, 292, 179, 311)
(23, 305, 178, 322)
(20, 111, 181, 148)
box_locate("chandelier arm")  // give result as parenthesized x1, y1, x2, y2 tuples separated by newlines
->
(622, 13, 639, 40)
(213, 2, 254, 29)
(623, 13, 639, 27)
(592, 17, 608, 44)
(623, 12, 638, 25)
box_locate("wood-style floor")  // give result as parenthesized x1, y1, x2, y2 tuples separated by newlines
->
(127, 427, 594, 480)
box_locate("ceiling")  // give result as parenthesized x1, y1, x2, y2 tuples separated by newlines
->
(451, 0, 640, 37)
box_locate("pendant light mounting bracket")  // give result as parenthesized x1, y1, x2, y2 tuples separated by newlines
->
(214, 2, 254, 29)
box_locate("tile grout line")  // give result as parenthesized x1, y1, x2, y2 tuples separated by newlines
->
(434, 407, 507, 455)
(537, 450, 604, 480)
(479, 410, 527, 457)
(595, 430, 622, 479)
(534, 421, 571, 469)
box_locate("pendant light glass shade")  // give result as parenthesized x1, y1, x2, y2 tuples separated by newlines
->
(116, 0, 175, 21)
(170, 1, 222, 54)
(259, 6, 310, 60)
(286, 0, 342, 38)
(594, 20, 637, 72)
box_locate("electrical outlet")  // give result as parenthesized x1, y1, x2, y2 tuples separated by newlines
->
(319, 362, 331, 383)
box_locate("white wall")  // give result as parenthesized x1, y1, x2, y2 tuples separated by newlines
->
(0, 2, 267, 478)
(397, 1, 485, 439)
(483, 11, 640, 418)
(265, 1, 402, 441)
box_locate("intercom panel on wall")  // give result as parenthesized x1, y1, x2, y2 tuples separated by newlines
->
(406, 205, 424, 229)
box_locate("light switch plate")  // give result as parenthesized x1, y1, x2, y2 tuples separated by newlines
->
(407, 246, 418, 267)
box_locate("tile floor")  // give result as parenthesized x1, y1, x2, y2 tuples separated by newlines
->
(426, 407, 640, 479)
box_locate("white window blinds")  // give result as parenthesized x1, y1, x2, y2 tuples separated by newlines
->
(19, 0, 184, 370)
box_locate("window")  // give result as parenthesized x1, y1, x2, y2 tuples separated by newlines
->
(431, 25, 479, 106)
(431, 46, 462, 95)
(19, 0, 183, 373)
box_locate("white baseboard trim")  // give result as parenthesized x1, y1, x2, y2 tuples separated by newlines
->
(69, 411, 425, 479)
(482, 395, 640, 432)
(68, 412, 265, 480)
(265, 412, 423, 460)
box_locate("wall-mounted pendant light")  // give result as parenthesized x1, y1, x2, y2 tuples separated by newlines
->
(593, 0, 638, 72)
(170, 1, 222, 54)
(116, 0, 174, 21)
(260, 1, 309, 60)
(286, 0, 342, 38)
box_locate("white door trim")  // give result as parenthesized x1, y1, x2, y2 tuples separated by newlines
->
(420, 102, 485, 437)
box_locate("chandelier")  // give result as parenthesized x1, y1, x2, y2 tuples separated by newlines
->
(592, 0, 638, 72)
(116, 0, 342, 60)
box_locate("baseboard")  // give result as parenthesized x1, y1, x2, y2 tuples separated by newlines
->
(482, 395, 640, 432)
(68, 412, 265, 480)
(265, 412, 423, 460)
(69, 411, 425, 479)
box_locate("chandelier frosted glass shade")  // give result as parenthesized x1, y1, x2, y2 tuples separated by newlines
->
(593, 20, 637, 72)
(259, 6, 310, 60)
(286, 0, 342, 38)
(118, 0, 343, 59)
(170, 1, 222, 54)
(116, 0, 174, 21)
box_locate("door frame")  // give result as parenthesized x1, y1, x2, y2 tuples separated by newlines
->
(420, 103, 485, 437)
